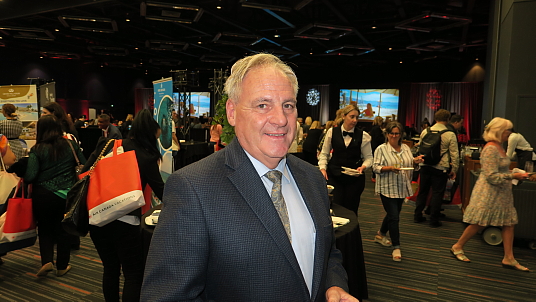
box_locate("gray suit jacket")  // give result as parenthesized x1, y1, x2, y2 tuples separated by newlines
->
(106, 124, 122, 139)
(142, 138, 348, 301)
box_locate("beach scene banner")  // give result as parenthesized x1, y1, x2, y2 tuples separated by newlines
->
(0, 85, 39, 121)
(153, 77, 173, 176)
(339, 89, 400, 121)
(0, 85, 39, 143)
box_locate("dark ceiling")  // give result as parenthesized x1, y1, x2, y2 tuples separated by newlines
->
(0, 0, 490, 77)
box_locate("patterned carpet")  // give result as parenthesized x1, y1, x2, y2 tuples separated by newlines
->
(0, 179, 535, 301)
(359, 179, 536, 302)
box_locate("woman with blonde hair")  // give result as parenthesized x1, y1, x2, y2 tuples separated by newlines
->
(318, 104, 373, 214)
(302, 120, 323, 165)
(302, 116, 313, 135)
(121, 113, 134, 138)
(318, 120, 334, 152)
(451, 117, 529, 271)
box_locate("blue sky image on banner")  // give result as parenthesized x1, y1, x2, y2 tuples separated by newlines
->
(173, 92, 211, 118)
(339, 89, 399, 121)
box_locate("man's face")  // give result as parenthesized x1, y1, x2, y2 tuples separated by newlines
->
(453, 120, 463, 130)
(227, 66, 297, 169)
(98, 118, 109, 130)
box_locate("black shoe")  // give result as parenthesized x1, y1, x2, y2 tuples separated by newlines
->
(429, 221, 443, 227)
(414, 216, 427, 223)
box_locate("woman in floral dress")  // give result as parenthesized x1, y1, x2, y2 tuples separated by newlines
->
(451, 117, 529, 271)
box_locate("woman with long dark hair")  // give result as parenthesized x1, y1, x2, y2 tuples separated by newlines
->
(82, 108, 164, 301)
(24, 115, 86, 277)
(42, 102, 78, 140)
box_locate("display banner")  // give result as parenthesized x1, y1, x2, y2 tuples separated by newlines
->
(38, 82, 56, 105)
(0, 85, 39, 146)
(152, 77, 173, 177)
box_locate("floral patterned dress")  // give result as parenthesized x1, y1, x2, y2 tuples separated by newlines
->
(463, 144, 518, 226)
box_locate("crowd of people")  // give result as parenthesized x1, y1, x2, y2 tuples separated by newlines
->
(0, 52, 533, 301)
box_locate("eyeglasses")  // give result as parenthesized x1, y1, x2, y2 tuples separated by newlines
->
(388, 132, 401, 136)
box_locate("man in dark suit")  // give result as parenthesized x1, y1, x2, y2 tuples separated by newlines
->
(97, 114, 122, 139)
(142, 53, 356, 302)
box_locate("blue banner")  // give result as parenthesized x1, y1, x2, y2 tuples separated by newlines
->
(153, 77, 174, 176)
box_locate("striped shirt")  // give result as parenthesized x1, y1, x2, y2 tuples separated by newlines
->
(372, 143, 414, 198)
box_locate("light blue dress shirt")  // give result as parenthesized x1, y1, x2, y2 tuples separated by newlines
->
(244, 151, 316, 295)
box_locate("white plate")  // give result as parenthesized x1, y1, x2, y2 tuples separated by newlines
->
(399, 167, 414, 170)
(341, 170, 362, 177)
(341, 166, 357, 171)
(145, 216, 156, 226)
(332, 216, 350, 229)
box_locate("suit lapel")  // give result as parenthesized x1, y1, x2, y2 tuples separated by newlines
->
(225, 139, 307, 294)
(287, 155, 327, 301)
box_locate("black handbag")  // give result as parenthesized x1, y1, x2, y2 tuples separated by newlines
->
(62, 175, 90, 236)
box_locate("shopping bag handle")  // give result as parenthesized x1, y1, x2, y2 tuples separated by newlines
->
(12, 179, 31, 199)
(88, 139, 115, 177)
(113, 139, 123, 156)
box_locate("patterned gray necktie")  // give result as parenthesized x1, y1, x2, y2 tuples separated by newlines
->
(265, 170, 292, 243)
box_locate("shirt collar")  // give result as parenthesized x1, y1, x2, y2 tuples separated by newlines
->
(385, 142, 405, 154)
(244, 150, 290, 183)
(341, 124, 354, 133)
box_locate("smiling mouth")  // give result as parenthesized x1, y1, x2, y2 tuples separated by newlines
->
(266, 133, 286, 137)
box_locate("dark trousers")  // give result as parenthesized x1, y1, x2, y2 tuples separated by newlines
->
(303, 150, 318, 166)
(32, 186, 71, 270)
(379, 195, 404, 248)
(415, 166, 448, 223)
(90, 220, 144, 302)
(329, 173, 366, 215)
(516, 149, 534, 171)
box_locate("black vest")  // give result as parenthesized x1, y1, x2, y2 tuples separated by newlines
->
(327, 127, 363, 177)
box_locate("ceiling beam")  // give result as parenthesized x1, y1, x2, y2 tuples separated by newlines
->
(0, 0, 113, 21)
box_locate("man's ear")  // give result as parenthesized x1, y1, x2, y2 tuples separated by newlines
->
(226, 99, 236, 126)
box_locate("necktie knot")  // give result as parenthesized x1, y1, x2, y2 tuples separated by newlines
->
(343, 131, 354, 137)
(265, 170, 282, 185)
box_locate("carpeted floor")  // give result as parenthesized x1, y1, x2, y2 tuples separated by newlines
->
(0, 178, 535, 301)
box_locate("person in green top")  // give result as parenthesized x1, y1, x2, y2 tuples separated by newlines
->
(24, 115, 86, 277)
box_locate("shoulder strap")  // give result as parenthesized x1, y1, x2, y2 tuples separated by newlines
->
(67, 139, 81, 165)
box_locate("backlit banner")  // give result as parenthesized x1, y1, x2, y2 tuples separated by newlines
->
(152, 77, 173, 176)
(0, 85, 39, 143)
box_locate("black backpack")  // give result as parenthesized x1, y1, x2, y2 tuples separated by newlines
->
(418, 128, 452, 165)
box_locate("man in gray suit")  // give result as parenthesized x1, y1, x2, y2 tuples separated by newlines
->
(97, 114, 122, 139)
(142, 53, 356, 302)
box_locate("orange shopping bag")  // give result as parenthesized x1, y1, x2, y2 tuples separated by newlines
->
(87, 140, 144, 227)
